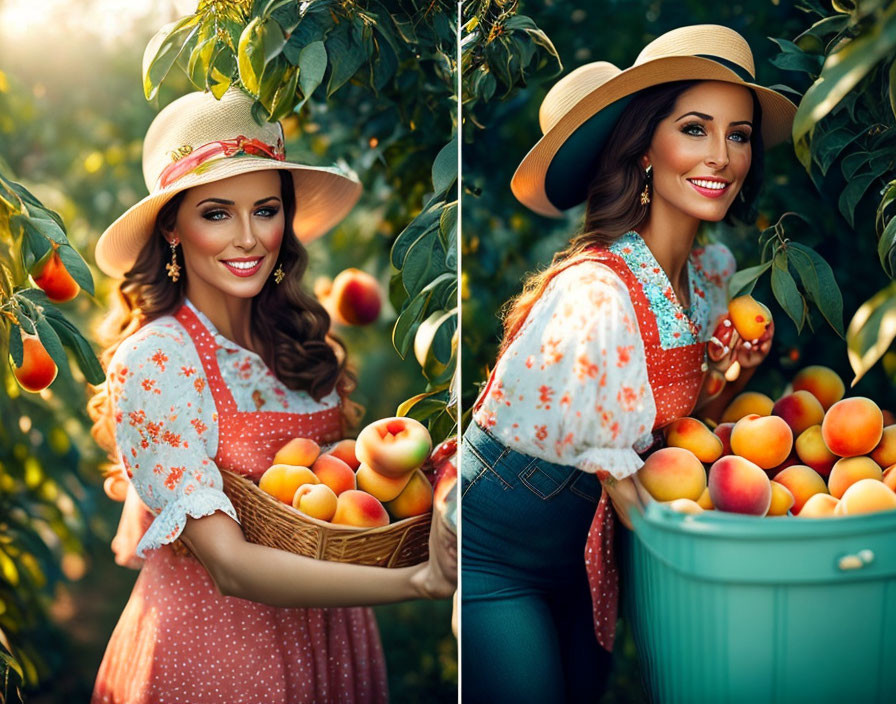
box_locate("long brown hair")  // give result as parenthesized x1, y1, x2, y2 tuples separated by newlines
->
(89, 170, 360, 462)
(499, 80, 764, 355)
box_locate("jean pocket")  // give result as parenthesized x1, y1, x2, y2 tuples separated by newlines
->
(462, 444, 513, 499)
(517, 459, 568, 500)
(568, 471, 602, 504)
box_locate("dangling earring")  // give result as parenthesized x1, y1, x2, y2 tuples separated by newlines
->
(640, 164, 652, 206)
(166, 240, 181, 282)
(273, 263, 285, 284)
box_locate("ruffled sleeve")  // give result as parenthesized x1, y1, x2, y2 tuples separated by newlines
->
(475, 261, 657, 480)
(108, 320, 238, 557)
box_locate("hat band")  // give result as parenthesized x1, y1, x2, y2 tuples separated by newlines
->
(157, 135, 286, 190)
(694, 54, 754, 83)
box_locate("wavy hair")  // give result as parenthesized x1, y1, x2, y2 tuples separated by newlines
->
(89, 170, 360, 462)
(499, 80, 764, 355)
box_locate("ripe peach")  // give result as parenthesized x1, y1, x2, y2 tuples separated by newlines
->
(720, 392, 774, 423)
(828, 457, 882, 499)
(713, 422, 735, 456)
(355, 416, 432, 478)
(329, 268, 382, 326)
(728, 295, 772, 341)
(798, 493, 839, 518)
(292, 483, 338, 521)
(730, 414, 793, 469)
(311, 454, 356, 496)
(772, 465, 828, 515)
(772, 390, 825, 436)
(385, 469, 434, 519)
(637, 447, 706, 502)
(883, 464, 896, 492)
(870, 425, 896, 469)
(31, 248, 80, 303)
(667, 498, 704, 515)
(792, 365, 845, 411)
(708, 455, 772, 515)
(697, 487, 714, 510)
(821, 397, 883, 457)
(273, 437, 320, 468)
(767, 481, 795, 516)
(794, 425, 837, 478)
(837, 478, 896, 516)
(327, 439, 360, 470)
(664, 417, 723, 463)
(13, 336, 58, 393)
(356, 463, 414, 502)
(258, 464, 319, 504)
(765, 452, 801, 479)
(331, 490, 390, 528)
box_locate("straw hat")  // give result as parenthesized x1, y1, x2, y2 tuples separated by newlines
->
(95, 88, 362, 278)
(511, 24, 798, 218)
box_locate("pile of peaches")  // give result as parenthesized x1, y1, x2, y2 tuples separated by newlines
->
(258, 416, 435, 528)
(640, 364, 896, 518)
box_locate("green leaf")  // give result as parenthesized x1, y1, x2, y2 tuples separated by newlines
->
(878, 214, 896, 277)
(771, 252, 805, 332)
(56, 244, 95, 296)
(402, 228, 443, 298)
(788, 241, 845, 337)
(3, 179, 65, 232)
(325, 22, 364, 97)
(390, 198, 441, 269)
(143, 16, 200, 100)
(392, 288, 430, 359)
(238, 17, 285, 96)
(814, 127, 862, 175)
(269, 66, 299, 121)
(846, 281, 896, 384)
(12, 213, 67, 247)
(9, 323, 23, 367)
(44, 313, 105, 385)
(34, 317, 67, 377)
(889, 58, 896, 120)
(728, 261, 772, 298)
(432, 138, 458, 195)
(257, 55, 288, 112)
(298, 40, 327, 103)
(440, 201, 457, 271)
(838, 171, 877, 226)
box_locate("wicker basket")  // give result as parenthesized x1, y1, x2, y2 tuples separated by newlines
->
(204, 468, 430, 567)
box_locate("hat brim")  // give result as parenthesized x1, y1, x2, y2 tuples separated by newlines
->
(511, 55, 798, 218)
(95, 156, 362, 278)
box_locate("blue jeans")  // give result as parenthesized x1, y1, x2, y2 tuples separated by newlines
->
(461, 421, 613, 704)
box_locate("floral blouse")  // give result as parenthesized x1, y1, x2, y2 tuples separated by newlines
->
(107, 300, 340, 557)
(472, 231, 735, 480)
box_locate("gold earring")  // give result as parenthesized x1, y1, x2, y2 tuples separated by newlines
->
(273, 263, 285, 284)
(166, 240, 181, 282)
(640, 164, 652, 206)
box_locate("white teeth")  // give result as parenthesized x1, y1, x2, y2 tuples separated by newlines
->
(691, 179, 727, 190)
(224, 259, 261, 270)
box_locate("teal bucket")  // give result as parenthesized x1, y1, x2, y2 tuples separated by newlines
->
(622, 502, 896, 704)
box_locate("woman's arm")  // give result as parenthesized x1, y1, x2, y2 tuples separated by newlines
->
(179, 509, 455, 607)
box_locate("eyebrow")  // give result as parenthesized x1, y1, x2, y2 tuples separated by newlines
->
(196, 196, 281, 207)
(675, 111, 753, 128)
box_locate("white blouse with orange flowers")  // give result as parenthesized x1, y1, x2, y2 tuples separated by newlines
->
(472, 231, 735, 479)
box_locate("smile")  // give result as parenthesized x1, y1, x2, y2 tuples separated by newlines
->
(221, 257, 264, 277)
(687, 178, 731, 199)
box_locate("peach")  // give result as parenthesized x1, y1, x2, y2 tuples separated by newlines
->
(355, 416, 432, 478)
(327, 439, 360, 470)
(697, 487, 714, 510)
(794, 425, 837, 478)
(331, 489, 390, 528)
(708, 455, 772, 516)
(667, 498, 704, 515)
(712, 422, 735, 456)
(728, 295, 772, 341)
(385, 469, 434, 519)
(765, 452, 800, 479)
(792, 365, 845, 411)
(356, 463, 413, 502)
(329, 268, 382, 326)
(883, 464, 896, 492)
(258, 464, 319, 504)
(637, 447, 706, 502)
(720, 392, 774, 423)
(730, 414, 793, 469)
(767, 481, 795, 516)
(31, 248, 80, 303)
(798, 493, 839, 518)
(273, 437, 320, 468)
(837, 478, 896, 515)
(821, 397, 883, 457)
(870, 425, 896, 468)
(664, 417, 723, 463)
(827, 456, 882, 499)
(13, 336, 58, 393)
(772, 390, 825, 436)
(772, 465, 829, 515)
(311, 454, 356, 495)
(292, 483, 338, 521)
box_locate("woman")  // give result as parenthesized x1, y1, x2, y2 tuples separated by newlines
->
(461, 25, 794, 703)
(88, 88, 455, 704)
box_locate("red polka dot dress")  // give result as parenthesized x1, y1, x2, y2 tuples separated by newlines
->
(91, 301, 387, 704)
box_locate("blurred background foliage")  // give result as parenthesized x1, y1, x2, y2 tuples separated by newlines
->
(461, 0, 895, 700)
(0, 0, 456, 701)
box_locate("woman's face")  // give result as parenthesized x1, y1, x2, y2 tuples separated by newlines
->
(170, 169, 286, 302)
(644, 81, 754, 223)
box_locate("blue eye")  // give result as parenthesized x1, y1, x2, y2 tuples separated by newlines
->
(202, 209, 228, 221)
(255, 206, 280, 218)
(681, 122, 706, 136)
(729, 131, 751, 144)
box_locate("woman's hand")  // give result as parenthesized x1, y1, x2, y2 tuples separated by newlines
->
(708, 315, 775, 382)
(600, 474, 652, 530)
(411, 510, 457, 600)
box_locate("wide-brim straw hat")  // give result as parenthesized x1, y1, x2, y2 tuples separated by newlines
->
(511, 24, 798, 218)
(95, 87, 362, 278)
